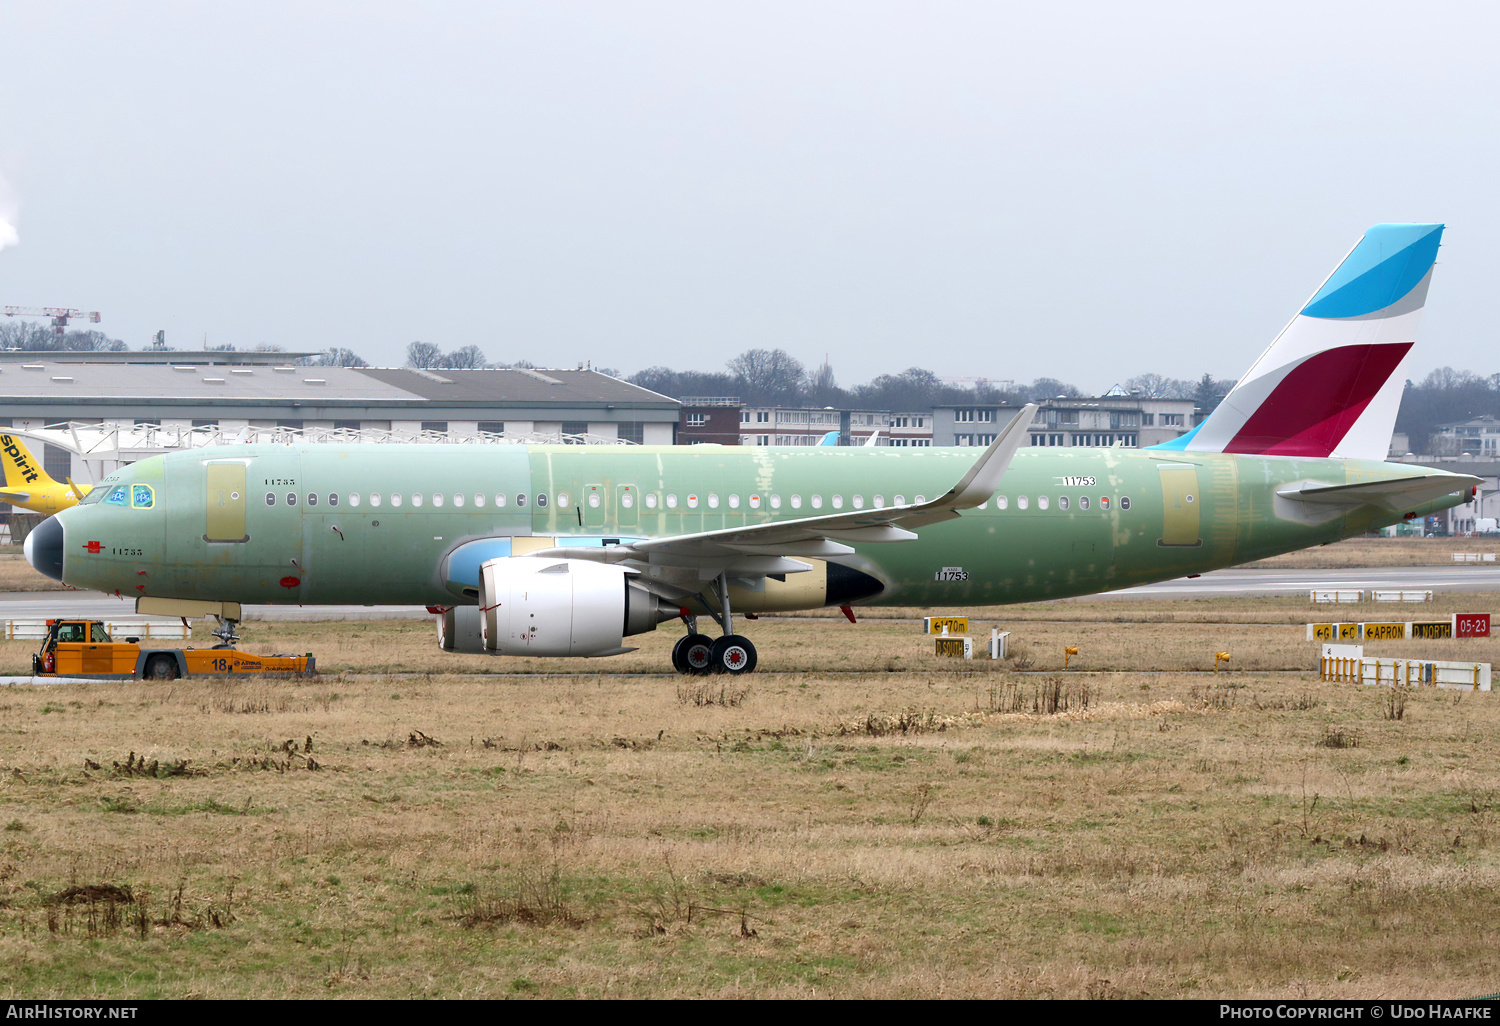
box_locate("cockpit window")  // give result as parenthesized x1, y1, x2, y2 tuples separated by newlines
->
(105, 486, 129, 506)
(80, 483, 110, 505)
(132, 485, 154, 509)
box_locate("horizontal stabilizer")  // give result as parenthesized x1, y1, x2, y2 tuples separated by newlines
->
(0, 490, 32, 505)
(1277, 473, 1480, 512)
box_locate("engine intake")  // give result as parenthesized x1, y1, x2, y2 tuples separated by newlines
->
(476, 557, 676, 657)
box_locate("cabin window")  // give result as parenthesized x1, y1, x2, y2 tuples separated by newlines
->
(349, 493, 361, 507)
(852, 495, 864, 509)
(790, 494, 802, 509)
(370, 493, 381, 507)
(328, 493, 339, 507)
(308, 493, 318, 506)
(894, 494, 905, 505)
(475, 494, 486, 507)
(516, 493, 527, 507)
(707, 493, 719, 508)
(265, 492, 276, 506)
(389, 493, 401, 507)
(431, 493, 443, 507)
(1079, 496, 1090, 510)
(1058, 496, 1069, 510)
(1038, 495, 1049, 510)
(770, 494, 781, 509)
(832, 495, 843, 509)
(1018, 495, 1029, 509)
(1120, 496, 1131, 510)
(132, 485, 154, 508)
(1099, 496, 1109, 509)
(287, 492, 298, 507)
(915, 494, 926, 504)
(811, 495, 823, 509)
(666, 494, 678, 508)
(588, 492, 601, 508)
(536, 493, 548, 508)
(452, 494, 462, 507)
(621, 492, 633, 508)
(727, 494, 739, 509)
(687, 495, 699, 508)
(996, 495, 1007, 509)
(494, 494, 505, 507)
(873, 494, 884, 507)
(412, 493, 423, 507)
(749, 494, 760, 509)
(645, 493, 658, 508)
(557, 492, 569, 508)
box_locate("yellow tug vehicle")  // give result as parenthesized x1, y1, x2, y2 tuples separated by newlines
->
(33, 619, 314, 680)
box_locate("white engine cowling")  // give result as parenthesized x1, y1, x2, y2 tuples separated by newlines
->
(436, 605, 486, 653)
(478, 557, 675, 657)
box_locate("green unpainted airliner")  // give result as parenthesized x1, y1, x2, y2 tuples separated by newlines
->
(26, 224, 1479, 674)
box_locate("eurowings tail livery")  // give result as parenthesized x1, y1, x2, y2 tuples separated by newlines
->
(0, 434, 88, 516)
(25, 224, 1477, 675)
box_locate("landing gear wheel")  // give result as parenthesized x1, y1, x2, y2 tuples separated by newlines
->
(710, 635, 757, 675)
(676, 634, 715, 675)
(671, 634, 696, 673)
(144, 654, 179, 681)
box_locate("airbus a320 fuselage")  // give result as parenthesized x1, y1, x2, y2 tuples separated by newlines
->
(23, 223, 1478, 674)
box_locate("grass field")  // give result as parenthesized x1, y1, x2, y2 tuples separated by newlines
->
(2, 590, 1499, 999)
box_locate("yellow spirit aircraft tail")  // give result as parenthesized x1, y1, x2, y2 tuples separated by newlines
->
(0, 434, 87, 515)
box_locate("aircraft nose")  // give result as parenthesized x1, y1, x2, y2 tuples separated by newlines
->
(24, 514, 64, 582)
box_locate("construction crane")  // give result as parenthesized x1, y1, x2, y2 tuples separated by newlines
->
(2, 307, 101, 335)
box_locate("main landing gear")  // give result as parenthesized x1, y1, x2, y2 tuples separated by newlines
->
(670, 573, 758, 675)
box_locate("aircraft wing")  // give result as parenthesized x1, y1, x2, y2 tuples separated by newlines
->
(527, 405, 1036, 579)
(1277, 473, 1480, 512)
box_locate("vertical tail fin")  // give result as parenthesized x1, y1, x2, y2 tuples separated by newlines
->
(1162, 223, 1443, 460)
(0, 434, 53, 490)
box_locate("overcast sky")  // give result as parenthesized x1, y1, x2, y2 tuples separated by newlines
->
(1, 2, 1495, 393)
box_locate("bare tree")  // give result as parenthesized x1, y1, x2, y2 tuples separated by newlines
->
(406, 341, 444, 368)
(298, 347, 369, 367)
(804, 360, 840, 406)
(1124, 373, 1193, 398)
(729, 348, 805, 405)
(443, 344, 488, 369)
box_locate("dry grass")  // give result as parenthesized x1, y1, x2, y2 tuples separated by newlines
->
(1240, 535, 1500, 569)
(0, 555, 72, 593)
(2, 593, 1500, 998)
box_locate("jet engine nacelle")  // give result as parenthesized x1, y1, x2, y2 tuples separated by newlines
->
(478, 557, 676, 657)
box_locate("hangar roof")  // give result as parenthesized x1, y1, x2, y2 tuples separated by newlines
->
(355, 368, 676, 407)
(0, 362, 422, 402)
(0, 363, 675, 409)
